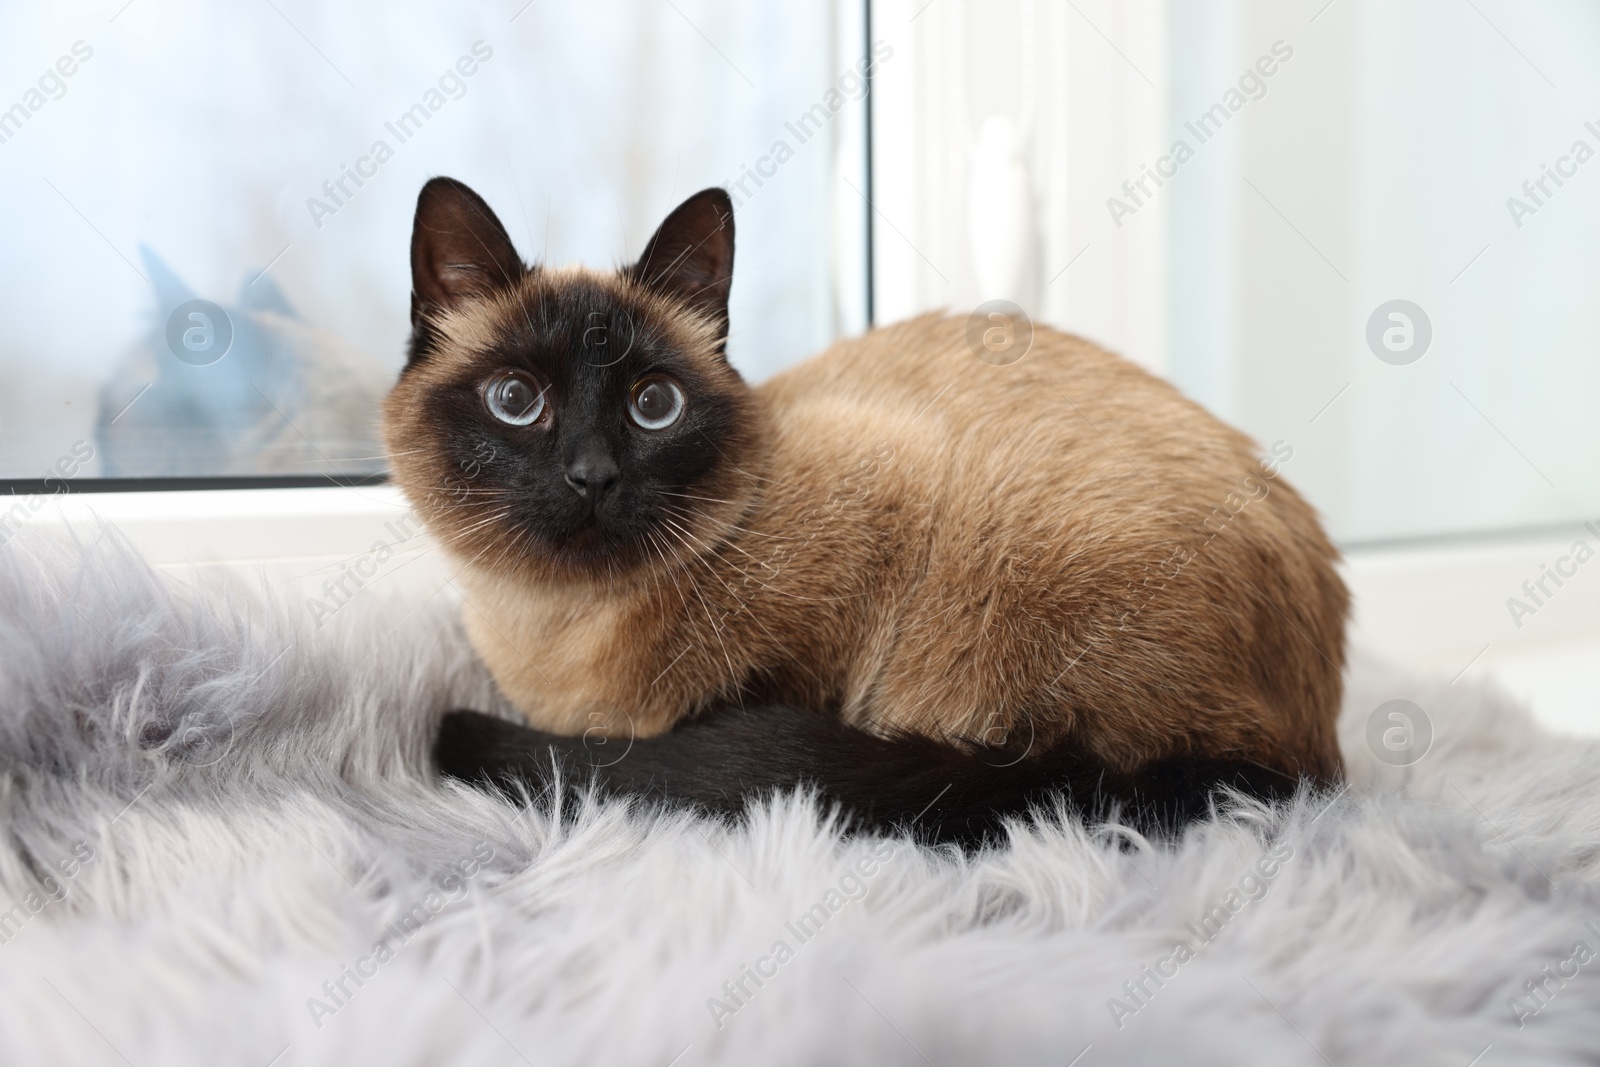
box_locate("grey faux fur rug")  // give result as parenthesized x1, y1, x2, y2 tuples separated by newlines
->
(1, 528, 1598, 1066)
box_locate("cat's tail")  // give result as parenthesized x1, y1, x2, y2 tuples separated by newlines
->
(433, 704, 1306, 848)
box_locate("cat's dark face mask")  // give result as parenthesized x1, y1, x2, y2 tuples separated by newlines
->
(385, 179, 761, 580)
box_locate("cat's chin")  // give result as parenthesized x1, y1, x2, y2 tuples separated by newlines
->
(433, 500, 735, 588)
(514, 509, 743, 587)
(488, 521, 666, 585)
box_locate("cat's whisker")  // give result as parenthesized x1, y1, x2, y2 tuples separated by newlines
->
(636, 524, 688, 633)
(655, 504, 782, 578)
(449, 507, 517, 547)
(652, 491, 792, 541)
(642, 528, 688, 616)
(652, 513, 786, 650)
(677, 558, 739, 685)
(655, 512, 748, 583)
(659, 531, 790, 685)
(408, 483, 515, 495)
(429, 516, 517, 593)
(652, 488, 741, 507)
(655, 503, 857, 606)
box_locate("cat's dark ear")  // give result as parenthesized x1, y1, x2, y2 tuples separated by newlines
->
(628, 188, 735, 344)
(410, 177, 523, 328)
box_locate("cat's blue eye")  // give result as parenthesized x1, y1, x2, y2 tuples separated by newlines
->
(483, 371, 547, 426)
(628, 376, 685, 430)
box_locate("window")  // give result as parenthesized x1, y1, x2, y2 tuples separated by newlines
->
(1, 0, 868, 485)
(1167, 0, 1600, 546)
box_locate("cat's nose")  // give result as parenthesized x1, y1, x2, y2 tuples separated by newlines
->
(565, 450, 620, 502)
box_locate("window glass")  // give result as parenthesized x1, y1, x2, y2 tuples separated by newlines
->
(1168, 0, 1600, 544)
(1, 1, 853, 482)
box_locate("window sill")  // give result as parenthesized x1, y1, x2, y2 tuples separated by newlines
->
(25, 484, 418, 566)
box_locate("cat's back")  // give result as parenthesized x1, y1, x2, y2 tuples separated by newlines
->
(758, 312, 1261, 510)
(762, 314, 1339, 596)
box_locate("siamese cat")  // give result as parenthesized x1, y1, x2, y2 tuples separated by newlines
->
(387, 177, 1348, 841)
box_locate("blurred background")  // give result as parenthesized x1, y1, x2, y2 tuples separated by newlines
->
(4, 0, 1598, 726)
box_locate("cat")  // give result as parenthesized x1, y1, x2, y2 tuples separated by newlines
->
(96, 246, 388, 479)
(385, 177, 1349, 836)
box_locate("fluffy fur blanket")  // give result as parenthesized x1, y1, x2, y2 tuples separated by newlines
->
(1, 529, 1598, 1066)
